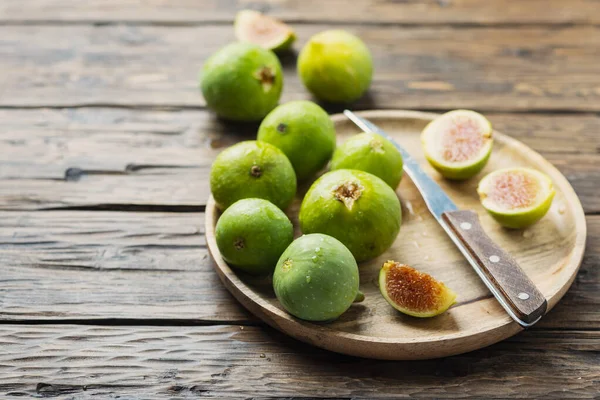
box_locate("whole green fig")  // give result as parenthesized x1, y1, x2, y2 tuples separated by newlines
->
(273, 233, 362, 321)
(299, 169, 401, 262)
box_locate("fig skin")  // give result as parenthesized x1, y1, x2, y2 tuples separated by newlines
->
(234, 10, 296, 52)
(273, 233, 361, 322)
(210, 141, 297, 210)
(299, 169, 401, 262)
(478, 168, 556, 229)
(216, 198, 294, 275)
(298, 30, 373, 103)
(379, 261, 456, 318)
(257, 101, 336, 181)
(330, 133, 403, 189)
(422, 110, 493, 180)
(425, 149, 491, 181)
(200, 42, 283, 121)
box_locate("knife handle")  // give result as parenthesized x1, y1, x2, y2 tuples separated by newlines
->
(442, 210, 547, 326)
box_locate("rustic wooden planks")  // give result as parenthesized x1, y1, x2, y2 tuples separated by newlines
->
(0, 324, 598, 398)
(0, 211, 250, 322)
(0, 209, 597, 330)
(1, 25, 600, 110)
(0, 0, 597, 396)
(1, 108, 599, 212)
(2, 0, 600, 25)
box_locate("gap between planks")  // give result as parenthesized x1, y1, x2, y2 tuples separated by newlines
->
(1, 317, 599, 332)
(1, 104, 600, 116)
(1, 20, 599, 29)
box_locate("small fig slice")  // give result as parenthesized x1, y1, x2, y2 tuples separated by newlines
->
(477, 167, 555, 229)
(422, 110, 493, 180)
(234, 10, 296, 52)
(379, 261, 456, 318)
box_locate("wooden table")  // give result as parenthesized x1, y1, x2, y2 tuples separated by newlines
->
(1, 1, 598, 398)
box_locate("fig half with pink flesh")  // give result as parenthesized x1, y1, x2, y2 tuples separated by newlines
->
(235, 10, 296, 52)
(422, 110, 493, 180)
(478, 167, 555, 229)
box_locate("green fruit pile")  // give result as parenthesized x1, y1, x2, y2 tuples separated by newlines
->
(202, 12, 394, 322)
(204, 12, 555, 323)
(200, 12, 374, 121)
(210, 124, 402, 320)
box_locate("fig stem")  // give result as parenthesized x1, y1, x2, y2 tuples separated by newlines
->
(354, 290, 365, 303)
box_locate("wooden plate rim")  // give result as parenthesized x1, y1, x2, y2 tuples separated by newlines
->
(205, 109, 587, 359)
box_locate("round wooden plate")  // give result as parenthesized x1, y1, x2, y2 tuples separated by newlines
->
(205, 110, 586, 360)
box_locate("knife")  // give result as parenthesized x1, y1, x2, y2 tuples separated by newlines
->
(343, 110, 547, 328)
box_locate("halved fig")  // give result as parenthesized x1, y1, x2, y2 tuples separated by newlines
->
(477, 167, 555, 229)
(234, 10, 296, 52)
(422, 110, 493, 180)
(379, 261, 456, 318)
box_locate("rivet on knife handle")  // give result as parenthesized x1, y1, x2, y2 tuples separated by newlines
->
(442, 210, 547, 325)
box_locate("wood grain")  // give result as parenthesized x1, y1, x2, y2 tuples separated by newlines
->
(205, 111, 586, 359)
(1, 108, 599, 212)
(0, 209, 597, 328)
(0, 324, 598, 398)
(2, 0, 600, 25)
(0, 0, 597, 395)
(0, 211, 250, 322)
(1, 25, 600, 111)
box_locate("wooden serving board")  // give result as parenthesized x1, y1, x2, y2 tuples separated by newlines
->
(205, 110, 586, 360)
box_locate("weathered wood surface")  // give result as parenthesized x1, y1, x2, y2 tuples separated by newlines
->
(0, 211, 250, 322)
(0, 0, 598, 397)
(2, 0, 600, 25)
(0, 209, 597, 330)
(1, 108, 599, 212)
(0, 324, 598, 399)
(2, 25, 600, 111)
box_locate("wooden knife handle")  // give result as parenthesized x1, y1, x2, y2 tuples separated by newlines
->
(442, 210, 547, 325)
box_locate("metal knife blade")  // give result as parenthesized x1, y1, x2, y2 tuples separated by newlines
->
(343, 110, 547, 328)
(343, 110, 458, 220)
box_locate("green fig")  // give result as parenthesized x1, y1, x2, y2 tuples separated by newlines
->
(478, 167, 555, 229)
(299, 169, 401, 262)
(330, 132, 403, 189)
(257, 101, 336, 181)
(210, 141, 296, 210)
(234, 10, 296, 52)
(216, 198, 293, 275)
(273, 233, 362, 321)
(422, 110, 493, 180)
(379, 261, 456, 318)
(200, 42, 283, 121)
(298, 30, 373, 103)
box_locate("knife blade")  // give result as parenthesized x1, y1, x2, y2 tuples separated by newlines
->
(343, 110, 547, 327)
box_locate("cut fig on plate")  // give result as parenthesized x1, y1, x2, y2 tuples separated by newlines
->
(379, 261, 456, 318)
(422, 110, 493, 180)
(478, 167, 555, 229)
(234, 10, 296, 52)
